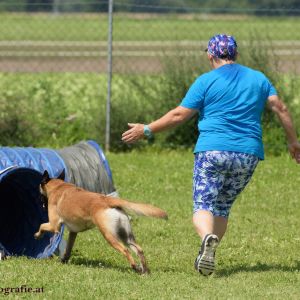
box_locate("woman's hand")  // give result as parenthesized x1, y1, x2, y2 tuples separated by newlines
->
(121, 123, 145, 144)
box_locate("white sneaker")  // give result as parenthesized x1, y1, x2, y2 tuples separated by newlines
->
(194, 234, 219, 276)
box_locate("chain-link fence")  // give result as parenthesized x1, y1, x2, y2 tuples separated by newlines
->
(0, 1, 300, 151)
(1, 1, 300, 73)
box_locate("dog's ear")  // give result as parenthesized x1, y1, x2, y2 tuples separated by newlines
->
(57, 169, 65, 181)
(41, 170, 50, 185)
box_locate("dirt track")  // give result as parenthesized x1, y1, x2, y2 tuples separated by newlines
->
(0, 40, 299, 73)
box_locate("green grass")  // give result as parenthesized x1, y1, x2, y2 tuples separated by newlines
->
(0, 13, 300, 41)
(1, 150, 300, 299)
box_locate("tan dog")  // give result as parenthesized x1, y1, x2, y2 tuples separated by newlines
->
(34, 170, 167, 274)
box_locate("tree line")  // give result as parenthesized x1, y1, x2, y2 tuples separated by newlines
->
(0, 0, 299, 14)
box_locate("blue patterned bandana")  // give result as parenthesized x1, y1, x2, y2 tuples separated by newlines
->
(206, 34, 238, 60)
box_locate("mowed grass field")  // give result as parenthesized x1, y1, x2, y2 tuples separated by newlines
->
(1, 150, 299, 299)
(0, 13, 300, 41)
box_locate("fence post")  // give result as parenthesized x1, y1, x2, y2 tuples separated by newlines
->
(105, 0, 114, 152)
(53, 0, 60, 14)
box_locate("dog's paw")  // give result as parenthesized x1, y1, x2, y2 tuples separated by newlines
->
(142, 268, 150, 275)
(140, 266, 150, 275)
(60, 257, 70, 264)
(134, 264, 150, 275)
(34, 232, 42, 240)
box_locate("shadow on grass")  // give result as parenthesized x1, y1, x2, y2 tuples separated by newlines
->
(216, 261, 300, 277)
(69, 256, 134, 273)
(67, 255, 185, 275)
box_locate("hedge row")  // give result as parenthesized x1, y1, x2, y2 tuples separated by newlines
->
(0, 41, 299, 154)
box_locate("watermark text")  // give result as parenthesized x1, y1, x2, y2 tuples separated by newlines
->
(0, 285, 44, 296)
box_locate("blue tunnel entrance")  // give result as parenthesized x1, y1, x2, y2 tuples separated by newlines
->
(0, 141, 116, 259)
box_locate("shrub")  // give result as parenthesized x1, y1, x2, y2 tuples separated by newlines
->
(0, 74, 106, 148)
(124, 52, 209, 150)
(0, 35, 299, 155)
(0, 74, 36, 146)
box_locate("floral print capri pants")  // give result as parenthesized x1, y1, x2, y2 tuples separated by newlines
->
(193, 151, 259, 218)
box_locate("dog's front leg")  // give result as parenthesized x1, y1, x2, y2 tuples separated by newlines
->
(61, 232, 77, 263)
(34, 222, 56, 239)
(34, 221, 62, 240)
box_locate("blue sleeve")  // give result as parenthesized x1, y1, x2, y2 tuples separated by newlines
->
(267, 80, 277, 97)
(180, 76, 206, 110)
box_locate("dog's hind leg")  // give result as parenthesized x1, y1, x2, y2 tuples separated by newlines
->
(61, 232, 77, 263)
(93, 212, 141, 273)
(113, 210, 149, 274)
(102, 230, 140, 273)
(128, 241, 149, 274)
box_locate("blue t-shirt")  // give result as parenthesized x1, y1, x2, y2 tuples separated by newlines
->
(180, 63, 277, 159)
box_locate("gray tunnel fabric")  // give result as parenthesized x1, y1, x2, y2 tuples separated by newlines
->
(56, 141, 115, 195)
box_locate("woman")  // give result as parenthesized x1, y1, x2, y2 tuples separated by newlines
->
(121, 34, 300, 276)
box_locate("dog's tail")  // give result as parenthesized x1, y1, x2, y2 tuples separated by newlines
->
(108, 197, 168, 220)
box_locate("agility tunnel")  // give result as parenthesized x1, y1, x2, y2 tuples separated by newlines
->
(0, 140, 117, 259)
